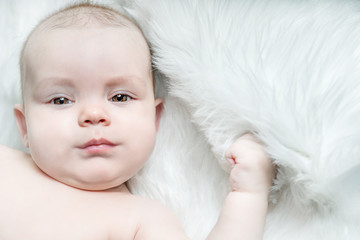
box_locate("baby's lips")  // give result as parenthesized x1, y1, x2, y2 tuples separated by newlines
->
(79, 138, 115, 149)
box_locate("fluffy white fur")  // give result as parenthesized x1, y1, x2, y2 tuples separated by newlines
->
(128, 0, 360, 239)
(1, 0, 360, 239)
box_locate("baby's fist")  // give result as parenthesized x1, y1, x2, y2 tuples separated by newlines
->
(226, 133, 275, 195)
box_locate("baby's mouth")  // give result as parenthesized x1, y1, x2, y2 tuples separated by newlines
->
(79, 138, 116, 154)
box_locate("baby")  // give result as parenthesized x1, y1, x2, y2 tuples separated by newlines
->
(0, 3, 275, 240)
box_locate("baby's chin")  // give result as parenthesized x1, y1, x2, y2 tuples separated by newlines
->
(55, 175, 129, 192)
(35, 162, 132, 191)
(67, 182, 122, 191)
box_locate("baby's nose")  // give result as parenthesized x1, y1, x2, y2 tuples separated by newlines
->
(78, 106, 111, 127)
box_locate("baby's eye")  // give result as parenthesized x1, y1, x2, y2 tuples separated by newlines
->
(51, 97, 73, 105)
(110, 94, 131, 102)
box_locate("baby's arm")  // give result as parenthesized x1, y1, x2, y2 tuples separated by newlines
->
(136, 133, 275, 240)
(206, 133, 276, 240)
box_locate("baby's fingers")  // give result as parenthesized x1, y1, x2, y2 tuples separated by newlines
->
(226, 133, 276, 193)
(226, 133, 267, 168)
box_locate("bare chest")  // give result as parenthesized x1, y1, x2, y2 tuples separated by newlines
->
(0, 161, 139, 240)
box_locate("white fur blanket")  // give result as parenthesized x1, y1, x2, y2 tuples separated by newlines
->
(1, 0, 360, 239)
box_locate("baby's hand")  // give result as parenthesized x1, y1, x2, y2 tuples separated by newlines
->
(226, 133, 276, 195)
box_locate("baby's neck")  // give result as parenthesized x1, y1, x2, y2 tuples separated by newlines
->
(103, 183, 130, 193)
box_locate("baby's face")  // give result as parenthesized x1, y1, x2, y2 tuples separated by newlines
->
(16, 26, 162, 190)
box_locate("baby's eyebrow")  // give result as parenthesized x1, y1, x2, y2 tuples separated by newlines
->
(105, 76, 147, 93)
(106, 76, 143, 86)
(34, 77, 75, 91)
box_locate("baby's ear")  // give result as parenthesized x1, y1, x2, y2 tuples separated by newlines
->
(154, 98, 164, 132)
(14, 104, 29, 148)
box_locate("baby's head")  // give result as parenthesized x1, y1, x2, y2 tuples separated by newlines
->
(20, 3, 153, 98)
(14, 3, 163, 191)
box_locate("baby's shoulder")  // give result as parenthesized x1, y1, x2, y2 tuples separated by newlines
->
(0, 144, 16, 155)
(126, 195, 188, 239)
(128, 194, 173, 216)
(0, 144, 34, 182)
(0, 144, 29, 165)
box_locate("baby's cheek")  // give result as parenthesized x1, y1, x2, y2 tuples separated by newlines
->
(134, 128, 157, 156)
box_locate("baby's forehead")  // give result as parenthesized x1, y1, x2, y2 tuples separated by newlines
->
(23, 6, 151, 67)
(31, 8, 140, 41)
(23, 4, 147, 60)
(20, 4, 152, 96)
(29, 21, 144, 49)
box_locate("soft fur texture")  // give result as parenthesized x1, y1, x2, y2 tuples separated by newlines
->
(128, 0, 360, 239)
(1, 0, 360, 239)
